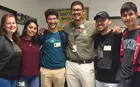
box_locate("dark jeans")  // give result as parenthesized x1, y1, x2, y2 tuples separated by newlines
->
(118, 78, 131, 87)
(131, 72, 140, 87)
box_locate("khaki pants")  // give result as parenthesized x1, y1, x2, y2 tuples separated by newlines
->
(66, 60, 95, 87)
(40, 67, 65, 87)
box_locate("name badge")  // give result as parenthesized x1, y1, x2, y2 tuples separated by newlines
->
(72, 45, 77, 52)
(103, 45, 111, 51)
(82, 30, 87, 35)
(54, 42, 61, 47)
(17, 82, 25, 86)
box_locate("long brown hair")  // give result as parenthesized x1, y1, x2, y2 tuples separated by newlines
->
(0, 13, 20, 44)
(21, 19, 39, 45)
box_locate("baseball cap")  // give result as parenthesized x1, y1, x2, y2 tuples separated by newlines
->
(94, 11, 110, 20)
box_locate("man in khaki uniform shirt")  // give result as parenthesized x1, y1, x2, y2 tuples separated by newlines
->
(63, 1, 97, 87)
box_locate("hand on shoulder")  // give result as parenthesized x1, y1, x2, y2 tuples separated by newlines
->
(112, 26, 122, 34)
(39, 28, 46, 35)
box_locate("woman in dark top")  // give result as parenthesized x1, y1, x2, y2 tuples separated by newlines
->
(17, 19, 40, 87)
(0, 13, 22, 87)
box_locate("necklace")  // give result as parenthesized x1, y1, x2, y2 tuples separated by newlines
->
(22, 37, 32, 47)
(28, 42, 32, 46)
(27, 41, 32, 47)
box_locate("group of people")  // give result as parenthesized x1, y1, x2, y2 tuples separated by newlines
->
(0, 1, 140, 87)
(0, 13, 40, 87)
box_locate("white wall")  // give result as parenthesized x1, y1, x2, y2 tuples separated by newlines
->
(38, 0, 140, 28)
(0, 0, 40, 34)
(1, 0, 140, 29)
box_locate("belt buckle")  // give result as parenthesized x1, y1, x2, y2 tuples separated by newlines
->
(84, 60, 86, 63)
(78, 60, 86, 64)
(70, 59, 72, 62)
(76, 60, 79, 63)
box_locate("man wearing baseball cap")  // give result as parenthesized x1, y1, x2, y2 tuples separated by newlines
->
(94, 11, 110, 20)
(94, 11, 122, 87)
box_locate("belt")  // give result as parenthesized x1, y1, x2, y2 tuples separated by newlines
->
(67, 59, 92, 64)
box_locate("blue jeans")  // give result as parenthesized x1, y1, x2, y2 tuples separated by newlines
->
(0, 78, 17, 87)
(17, 75, 39, 87)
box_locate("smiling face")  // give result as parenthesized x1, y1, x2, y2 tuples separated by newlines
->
(95, 17, 111, 33)
(4, 16, 17, 35)
(121, 9, 138, 27)
(26, 22, 37, 38)
(71, 5, 84, 21)
(46, 15, 58, 30)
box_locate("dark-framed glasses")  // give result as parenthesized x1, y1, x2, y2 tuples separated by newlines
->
(71, 9, 83, 12)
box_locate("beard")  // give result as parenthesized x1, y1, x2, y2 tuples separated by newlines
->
(97, 28, 104, 33)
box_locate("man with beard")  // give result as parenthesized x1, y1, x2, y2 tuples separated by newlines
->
(94, 11, 122, 87)
(38, 2, 121, 87)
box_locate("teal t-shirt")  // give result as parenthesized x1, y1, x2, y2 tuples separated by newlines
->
(39, 31, 65, 69)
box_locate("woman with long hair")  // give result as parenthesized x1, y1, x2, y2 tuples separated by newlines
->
(17, 19, 40, 87)
(0, 13, 22, 87)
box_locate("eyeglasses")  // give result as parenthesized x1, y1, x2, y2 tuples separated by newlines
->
(47, 18, 57, 21)
(71, 9, 83, 12)
(95, 19, 106, 24)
